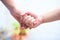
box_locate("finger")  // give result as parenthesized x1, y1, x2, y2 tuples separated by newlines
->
(19, 13, 27, 23)
(32, 18, 42, 28)
(29, 19, 35, 27)
(26, 17, 35, 27)
(23, 15, 31, 23)
(25, 12, 38, 18)
(23, 15, 36, 29)
(24, 16, 35, 27)
(27, 19, 39, 29)
(24, 16, 34, 24)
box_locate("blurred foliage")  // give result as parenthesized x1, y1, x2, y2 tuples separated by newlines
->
(13, 22, 20, 35)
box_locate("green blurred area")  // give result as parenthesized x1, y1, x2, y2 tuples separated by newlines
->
(12, 21, 21, 35)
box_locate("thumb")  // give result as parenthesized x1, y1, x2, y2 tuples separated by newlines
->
(25, 12, 38, 18)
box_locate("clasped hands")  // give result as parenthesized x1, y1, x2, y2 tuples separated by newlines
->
(15, 11, 43, 29)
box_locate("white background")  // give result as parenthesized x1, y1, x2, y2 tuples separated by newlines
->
(0, 0, 60, 40)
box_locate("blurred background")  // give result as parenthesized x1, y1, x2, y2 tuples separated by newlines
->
(0, 0, 60, 40)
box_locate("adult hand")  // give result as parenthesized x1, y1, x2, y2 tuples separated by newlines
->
(22, 12, 43, 29)
(1, 0, 43, 29)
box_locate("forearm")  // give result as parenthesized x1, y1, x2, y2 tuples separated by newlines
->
(41, 8, 60, 23)
(1, 0, 16, 10)
(1, 0, 23, 22)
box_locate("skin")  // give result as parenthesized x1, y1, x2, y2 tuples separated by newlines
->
(1, 0, 42, 29)
(22, 8, 60, 28)
(42, 8, 60, 23)
(1, 0, 60, 40)
(1, 0, 60, 29)
(1, 0, 27, 40)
